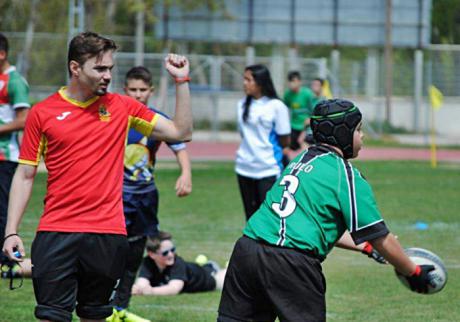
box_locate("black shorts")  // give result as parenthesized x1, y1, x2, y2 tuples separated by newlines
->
(290, 129, 303, 151)
(218, 236, 326, 322)
(123, 188, 159, 237)
(31, 232, 128, 322)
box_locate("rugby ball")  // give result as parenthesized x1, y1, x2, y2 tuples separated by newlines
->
(395, 247, 447, 294)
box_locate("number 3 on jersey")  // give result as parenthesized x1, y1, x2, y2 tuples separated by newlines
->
(271, 175, 299, 218)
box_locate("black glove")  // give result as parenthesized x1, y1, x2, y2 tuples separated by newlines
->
(362, 242, 387, 264)
(405, 265, 435, 293)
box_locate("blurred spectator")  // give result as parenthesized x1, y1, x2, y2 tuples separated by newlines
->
(235, 64, 290, 221)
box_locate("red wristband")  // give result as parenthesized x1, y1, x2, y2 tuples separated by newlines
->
(362, 242, 373, 255)
(411, 265, 422, 276)
(175, 76, 191, 84)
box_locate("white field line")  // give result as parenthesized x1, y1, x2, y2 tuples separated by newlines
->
(136, 303, 216, 313)
(135, 303, 337, 319)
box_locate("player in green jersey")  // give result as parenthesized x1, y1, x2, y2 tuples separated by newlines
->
(218, 99, 434, 322)
(0, 33, 30, 267)
(283, 71, 314, 151)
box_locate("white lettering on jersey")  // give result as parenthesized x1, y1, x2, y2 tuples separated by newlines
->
(56, 111, 71, 120)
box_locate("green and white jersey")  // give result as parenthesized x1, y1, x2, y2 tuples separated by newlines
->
(0, 66, 30, 162)
(244, 145, 389, 260)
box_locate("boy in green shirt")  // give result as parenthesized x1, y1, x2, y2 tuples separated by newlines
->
(218, 99, 434, 322)
(283, 71, 314, 151)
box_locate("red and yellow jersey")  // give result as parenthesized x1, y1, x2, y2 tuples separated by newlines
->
(19, 87, 158, 234)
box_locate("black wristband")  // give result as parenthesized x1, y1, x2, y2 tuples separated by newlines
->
(3, 233, 19, 243)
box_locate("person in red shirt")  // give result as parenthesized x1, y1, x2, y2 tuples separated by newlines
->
(2, 31, 192, 322)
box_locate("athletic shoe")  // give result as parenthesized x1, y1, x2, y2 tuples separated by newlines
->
(105, 309, 120, 322)
(205, 260, 221, 274)
(118, 309, 151, 322)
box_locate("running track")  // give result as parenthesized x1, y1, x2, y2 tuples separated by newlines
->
(158, 141, 460, 162)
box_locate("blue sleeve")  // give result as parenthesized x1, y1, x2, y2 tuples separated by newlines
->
(150, 107, 186, 150)
(150, 107, 170, 120)
(127, 128, 145, 145)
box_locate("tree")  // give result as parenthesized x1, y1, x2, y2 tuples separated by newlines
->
(432, 0, 460, 44)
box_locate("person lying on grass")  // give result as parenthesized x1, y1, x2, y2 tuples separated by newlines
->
(132, 231, 226, 296)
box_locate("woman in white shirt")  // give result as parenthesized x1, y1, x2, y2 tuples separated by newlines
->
(235, 64, 291, 220)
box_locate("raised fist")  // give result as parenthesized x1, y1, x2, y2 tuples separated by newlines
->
(164, 54, 189, 79)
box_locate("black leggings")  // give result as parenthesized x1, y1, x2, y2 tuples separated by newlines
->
(237, 174, 277, 221)
(0, 161, 17, 265)
(112, 236, 147, 309)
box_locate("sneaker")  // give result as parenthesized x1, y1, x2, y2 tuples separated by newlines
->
(106, 308, 120, 322)
(205, 260, 221, 274)
(118, 309, 151, 322)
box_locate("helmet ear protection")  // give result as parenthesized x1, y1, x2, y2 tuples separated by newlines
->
(310, 99, 362, 159)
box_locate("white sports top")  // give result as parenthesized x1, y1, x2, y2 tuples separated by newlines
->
(235, 96, 291, 179)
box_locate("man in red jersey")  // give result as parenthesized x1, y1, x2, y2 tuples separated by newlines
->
(2, 32, 192, 322)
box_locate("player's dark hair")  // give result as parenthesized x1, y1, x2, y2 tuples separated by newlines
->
(0, 33, 8, 54)
(146, 231, 173, 253)
(67, 31, 118, 76)
(125, 66, 153, 86)
(313, 77, 324, 86)
(287, 71, 301, 81)
(242, 64, 278, 122)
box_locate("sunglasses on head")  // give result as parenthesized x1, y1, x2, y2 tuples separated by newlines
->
(1, 262, 23, 290)
(160, 246, 176, 257)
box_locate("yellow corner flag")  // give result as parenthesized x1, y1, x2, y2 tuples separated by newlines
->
(429, 85, 443, 110)
(322, 79, 333, 99)
(428, 85, 443, 169)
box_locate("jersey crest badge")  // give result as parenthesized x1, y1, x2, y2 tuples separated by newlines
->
(98, 105, 111, 122)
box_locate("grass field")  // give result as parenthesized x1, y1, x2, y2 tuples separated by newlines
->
(1, 160, 459, 322)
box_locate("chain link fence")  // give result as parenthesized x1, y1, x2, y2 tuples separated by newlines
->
(5, 32, 460, 98)
(4, 32, 460, 136)
(429, 47, 460, 96)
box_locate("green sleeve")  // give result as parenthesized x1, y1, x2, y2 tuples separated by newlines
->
(283, 90, 290, 108)
(8, 72, 30, 109)
(339, 161, 389, 244)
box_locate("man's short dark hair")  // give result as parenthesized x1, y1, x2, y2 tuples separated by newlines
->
(0, 33, 9, 54)
(313, 77, 324, 86)
(125, 66, 153, 86)
(67, 31, 118, 76)
(146, 231, 172, 253)
(288, 71, 301, 81)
